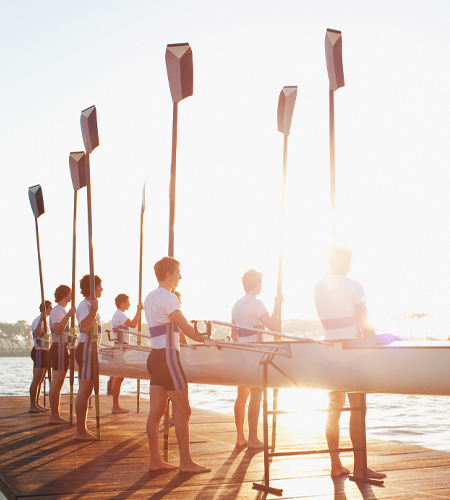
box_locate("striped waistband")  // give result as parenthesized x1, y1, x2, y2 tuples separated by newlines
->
(150, 324, 180, 338)
(237, 326, 264, 338)
(320, 315, 357, 330)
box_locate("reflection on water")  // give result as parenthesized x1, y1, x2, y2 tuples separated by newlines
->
(2, 357, 450, 452)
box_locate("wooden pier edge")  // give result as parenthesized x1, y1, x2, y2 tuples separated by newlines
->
(1, 395, 450, 499)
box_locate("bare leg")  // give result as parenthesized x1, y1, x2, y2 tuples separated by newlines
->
(49, 370, 70, 424)
(326, 391, 349, 476)
(247, 387, 264, 448)
(146, 385, 177, 471)
(234, 386, 249, 447)
(112, 377, 129, 413)
(348, 393, 386, 479)
(168, 388, 210, 473)
(30, 368, 46, 412)
(75, 379, 96, 440)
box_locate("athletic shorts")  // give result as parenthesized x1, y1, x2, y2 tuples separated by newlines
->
(75, 341, 95, 380)
(147, 348, 187, 391)
(50, 342, 69, 372)
(31, 347, 49, 370)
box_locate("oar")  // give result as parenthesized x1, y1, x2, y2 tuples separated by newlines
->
(325, 29, 345, 237)
(28, 184, 51, 402)
(164, 42, 193, 460)
(136, 181, 146, 413)
(68, 152, 88, 425)
(273, 86, 297, 448)
(165, 42, 193, 257)
(80, 105, 100, 440)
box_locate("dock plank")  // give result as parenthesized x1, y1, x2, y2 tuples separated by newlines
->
(1, 395, 450, 499)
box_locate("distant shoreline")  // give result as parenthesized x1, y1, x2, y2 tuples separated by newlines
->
(0, 350, 30, 357)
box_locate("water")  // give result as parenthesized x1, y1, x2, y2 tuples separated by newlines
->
(3, 357, 450, 452)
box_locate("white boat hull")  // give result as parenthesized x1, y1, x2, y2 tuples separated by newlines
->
(98, 337, 450, 396)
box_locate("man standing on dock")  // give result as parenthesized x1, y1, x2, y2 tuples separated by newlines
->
(314, 245, 386, 479)
(144, 256, 210, 473)
(110, 293, 143, 413)
(231, 269, 283, 448)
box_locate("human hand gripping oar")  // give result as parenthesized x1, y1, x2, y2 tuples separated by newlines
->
(136, 181, 146, 412)
(164, 42, 193, 461)
(80, 105, 100, 439)
(68, 152, 87, 425)
(325, 29, 345, 237)
(28, 185, 51, 397)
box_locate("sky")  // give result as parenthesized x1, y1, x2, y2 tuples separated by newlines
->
(1, 0, 450, 339)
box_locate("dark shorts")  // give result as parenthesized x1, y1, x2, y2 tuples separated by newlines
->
(147, 348, 187, 392)
(75, 341, 94, 380)
(50, 342, 69, 372)
(31, 347, 49, 370)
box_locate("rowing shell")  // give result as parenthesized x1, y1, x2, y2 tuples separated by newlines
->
(98, 334, 450, 396)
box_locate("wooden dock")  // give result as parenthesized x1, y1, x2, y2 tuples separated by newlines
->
(1, 395, 450, 499)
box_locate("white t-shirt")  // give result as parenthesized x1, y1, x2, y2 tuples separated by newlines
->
(144, 287, 180, 350)
(314, 274, 366, 340)
(231, 294, 268, 343)
(31, 315, 45, 347)
(49, 304, 69, 343)
(112, 309, 130, 344)
(76, 299, 102, 343)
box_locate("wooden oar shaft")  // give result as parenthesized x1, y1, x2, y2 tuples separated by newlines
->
(86, 153, 100, 440)
(329, 89, 336, 236)
(34, 218, 48, 340)
(168, 102, 178, 258)
(69, 190, 77, 425)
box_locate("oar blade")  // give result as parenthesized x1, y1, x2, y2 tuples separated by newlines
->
(28, 184, 45, 219)
(165, 43, 193, 103)
(80, 105, 99, 154)
(277, 86, 297, 136)
(69, 151, 87, 191)
(325, 29, 345, 91)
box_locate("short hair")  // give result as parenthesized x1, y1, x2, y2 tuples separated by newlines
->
(115, 293, 129, 309)
(242, 269, 263, 292)
(54, 285, 71, 303)
(328, 245, 353, 273)
(39, 300, 52, 313)
(79, 274, 102, 298)
(154, 257, 180, 283)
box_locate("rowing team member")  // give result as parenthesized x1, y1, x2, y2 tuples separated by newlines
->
(110, 294, 143, 413)
(144, 256, 210, 473)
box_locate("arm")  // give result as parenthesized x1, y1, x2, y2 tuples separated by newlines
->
(123, 303, 144, 329)
(355, 303, 376, 337)
(33, 312, 46, 338)
(169, 310, 209, 343)
(231, 319, 239, 342)
(259, 293, 284, 331)
(79, 299, 99, 334)
(52, 307, 76, 335)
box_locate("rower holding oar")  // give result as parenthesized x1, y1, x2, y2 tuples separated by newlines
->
(29, 301, 52, 413)
(144, 257, 210, 473)
(110, 294, 143, 413)
(49, 285, 76, 424)
(231, 269, 283, 449)
(75, 274, 103, 441)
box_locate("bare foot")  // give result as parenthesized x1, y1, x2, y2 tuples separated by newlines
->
(352, 467, 386, 479)
(235, 438, 248, 447)
(148, 462, 178, 471)
(49, 416, 70, 425)
(76, 431, 97, 441)
(247, 438, 265, 449)
(37, 405, 50, 411)
(331, 465, 350, 477)
(112, 406, 130, 414)
(179, 462, 211, 473)
(29, 406, 47, 413)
